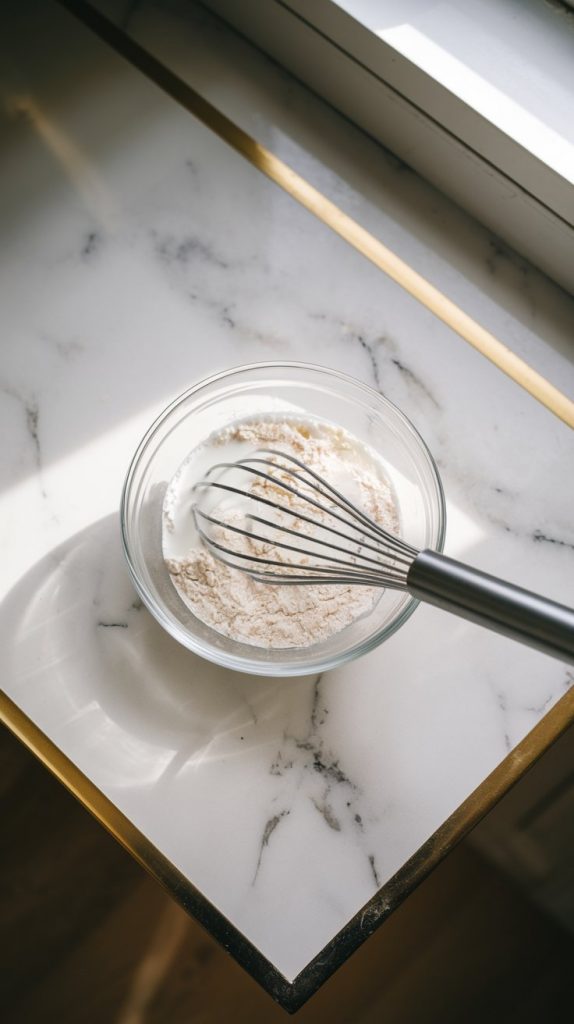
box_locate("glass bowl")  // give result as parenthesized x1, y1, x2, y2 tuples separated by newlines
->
(121, 362, 446, 676)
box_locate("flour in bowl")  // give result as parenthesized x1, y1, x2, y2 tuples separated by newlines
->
(162, 417, 400, 648)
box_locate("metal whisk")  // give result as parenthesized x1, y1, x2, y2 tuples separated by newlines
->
(192, 448, 574, 664)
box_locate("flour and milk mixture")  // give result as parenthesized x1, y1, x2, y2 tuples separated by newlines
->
(162, 417, 400, 648)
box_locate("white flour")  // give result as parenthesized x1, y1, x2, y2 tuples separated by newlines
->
(163, 417, 399, 649)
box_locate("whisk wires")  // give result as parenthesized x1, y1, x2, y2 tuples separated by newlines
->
(192, 448, 416, 589)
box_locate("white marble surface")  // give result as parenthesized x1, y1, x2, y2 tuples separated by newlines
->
(1, 0, 573, 983)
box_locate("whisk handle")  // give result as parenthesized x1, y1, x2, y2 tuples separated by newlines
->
(407, 550, 574, 664)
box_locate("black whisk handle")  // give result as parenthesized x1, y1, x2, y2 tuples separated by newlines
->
(407, 550, 574, 664)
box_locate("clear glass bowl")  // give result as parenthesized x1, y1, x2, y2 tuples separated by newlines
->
(121, 362, 446, 676)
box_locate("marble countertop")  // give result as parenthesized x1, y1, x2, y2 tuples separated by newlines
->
(1, 0, 573, 1010)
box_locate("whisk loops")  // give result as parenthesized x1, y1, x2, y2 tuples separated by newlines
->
(191, 449, 415, 590)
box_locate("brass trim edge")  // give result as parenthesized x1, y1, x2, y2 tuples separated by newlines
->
(0, 692, 293, 1007)
(2, 685, 573, 1010)
(58, 0, 574, 430)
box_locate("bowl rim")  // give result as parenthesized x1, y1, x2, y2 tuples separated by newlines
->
(120, 360, 446, 675)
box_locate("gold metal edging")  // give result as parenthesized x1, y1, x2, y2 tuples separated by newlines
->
(0, 694, 194, 894)
(58, 0, 574, 430)
(0, 692, 294, 1007)
(2, 685, 573, 1011)
(292, 684, 574, 1006)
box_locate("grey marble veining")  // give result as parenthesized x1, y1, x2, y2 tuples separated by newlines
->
(1, 0, 573, 983)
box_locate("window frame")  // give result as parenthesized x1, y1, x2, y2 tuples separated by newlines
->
(204, 0, 574, 293)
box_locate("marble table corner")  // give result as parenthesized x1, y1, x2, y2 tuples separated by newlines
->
(1, 0, 573, 1010)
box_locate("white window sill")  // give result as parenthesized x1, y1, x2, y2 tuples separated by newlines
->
(205, 0, 574, 292)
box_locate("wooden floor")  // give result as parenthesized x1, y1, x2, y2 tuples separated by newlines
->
(1, 725, 572, 1023)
